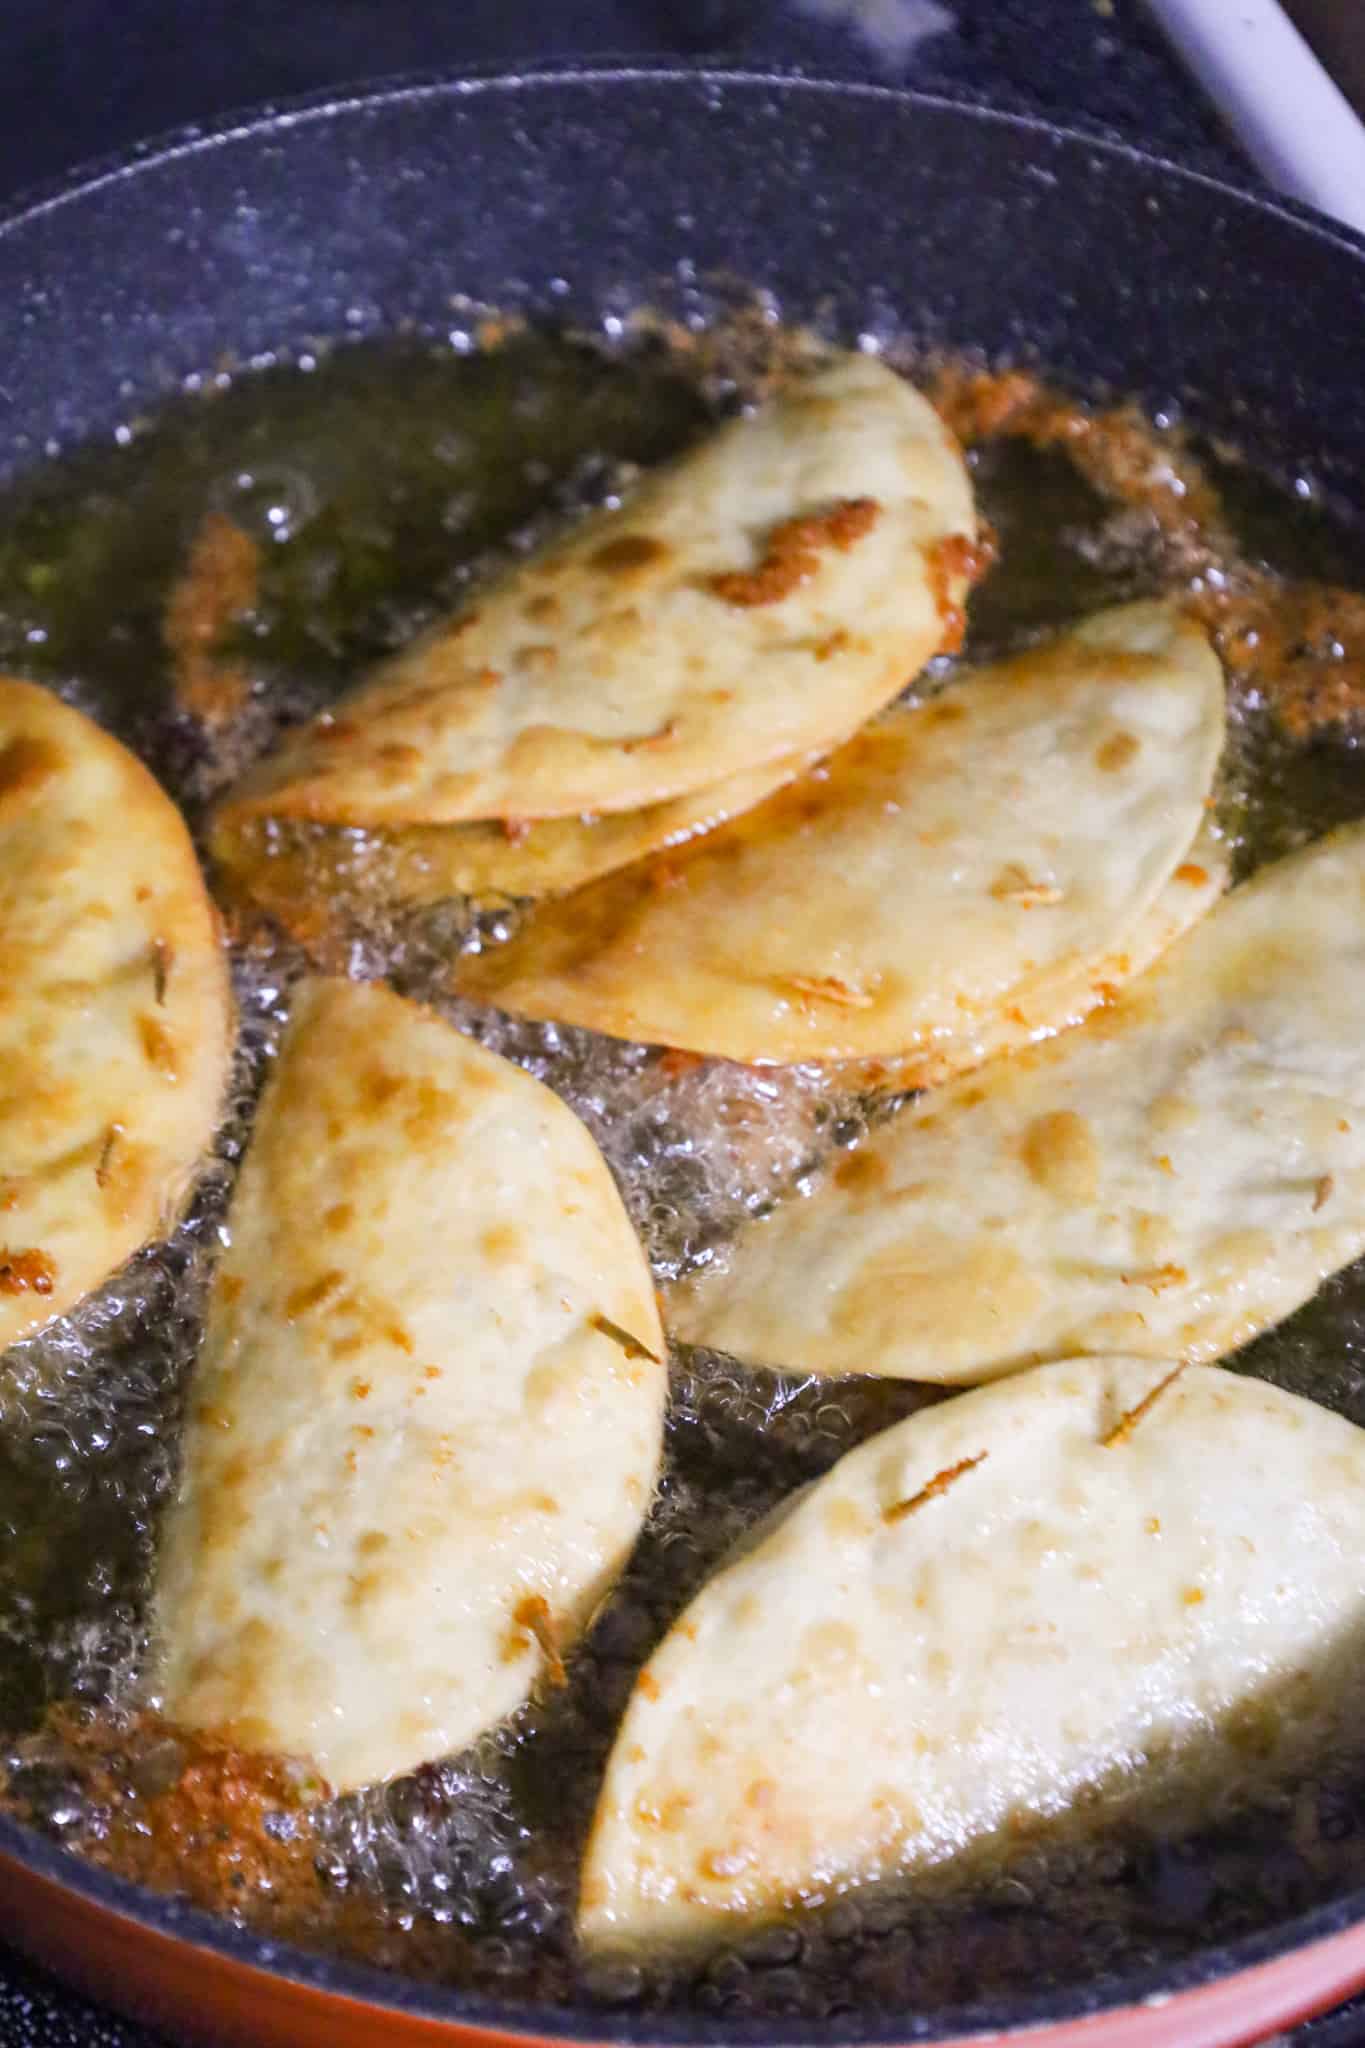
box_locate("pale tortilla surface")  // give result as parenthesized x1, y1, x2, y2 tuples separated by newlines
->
(581, 1358, 1365, 1951)
(0, 678, 232, 1350)
(459, 604, 1225, 1065)
(670, 822, 1365, 1382)
(155, 978, 666, 1792)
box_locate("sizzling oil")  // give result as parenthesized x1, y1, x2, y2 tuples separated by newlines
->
(2, 325, 1365, 2022)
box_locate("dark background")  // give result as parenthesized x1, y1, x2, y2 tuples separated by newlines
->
(0, 0, 1246, 205)
(0, 1, 1360, 2043)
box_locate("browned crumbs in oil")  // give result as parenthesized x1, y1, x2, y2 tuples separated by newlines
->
(924, 525, 999, 653)
(930, 361, 1365, 742)
(163, 512, 261, 726)
(0, 1710, 472, 1980)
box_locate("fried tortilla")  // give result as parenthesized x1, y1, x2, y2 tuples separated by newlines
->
(216, 355, 977, 829)
(0, 679, 232, 1350)
(458, 603, 1225, 1065)
(670, 821, 1365, 1382)
(154, 978, 665, 1792)
(581, 1358, 1365, 1952)
(211, 750, 816, 952)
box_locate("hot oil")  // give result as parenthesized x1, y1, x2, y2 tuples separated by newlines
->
(2, 324, 1365, 2020)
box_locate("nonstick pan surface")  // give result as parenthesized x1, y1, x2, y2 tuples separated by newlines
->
(3, 65, 1365, 2048)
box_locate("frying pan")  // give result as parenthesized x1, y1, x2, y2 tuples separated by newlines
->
(2, 63, 1365, 2048)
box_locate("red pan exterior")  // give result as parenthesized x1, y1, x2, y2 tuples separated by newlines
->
(3, 64, 1365, 2048)
(6, 1839, 1365, 2048)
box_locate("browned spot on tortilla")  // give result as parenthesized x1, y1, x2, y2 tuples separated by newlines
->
(512, 643, 557, 673)
(636, 1668, 661, 1701)
(151, 937, 173, 1006)
(1175, 862, 1209, 885)
(708, 496, 880, 608)
(814, 627, 851, 661)
(989, 863, 1065, 908)
(137, 1013, 179, 1079)
(590, 1311, 662, 1365)
(523, 592, 560, 624)
(361, 1068, 403, 1109)
(786, 972, 878, 1010)
(590, 533, 670, 576)
(621, 718, 679, 754)
(884, 1451, 988, 1525)
(1121, 1262, 1188, 1295)
(0, 732, 63, 809)
(1315, 1173, 1335, 1213)
(1097, 730, 1141, 772)
(922, 525, 998, 653)
(635, 1789, 693, 1832)
(163, 512, 260, 725)
(284, 1269, 346, 1319)
(95, 1122, 124, 1190)
(479, 1223, 521, 1263)
(1020, 1110, 1099, 1202)
(1103, 1361, 1189, 1448)
(845, 1236, 1040, 1357)
(0, 1247, 56, 1295)
(501, 816, 532, 845)
(834, 1147, 887, 1193)
(374, 742, 424, 785)
(324, 1202, 354, 1233)
(505, 1594, 567, 1687)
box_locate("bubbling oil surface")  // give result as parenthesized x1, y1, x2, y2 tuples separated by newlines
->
(3, 323, 1365, 2023)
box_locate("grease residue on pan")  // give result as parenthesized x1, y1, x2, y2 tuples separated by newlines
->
(3, 318, 1365, 2019)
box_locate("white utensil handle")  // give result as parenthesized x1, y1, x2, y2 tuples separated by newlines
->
(1144, 0, 1365, 235)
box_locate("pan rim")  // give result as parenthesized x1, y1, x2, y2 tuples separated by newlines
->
(6, 1790, 1365, 2046)
(0, 56, 1363, 263)
(4, 59, 1365, 2043)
